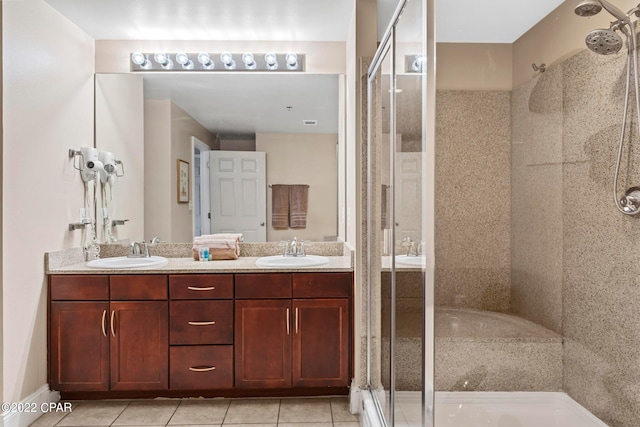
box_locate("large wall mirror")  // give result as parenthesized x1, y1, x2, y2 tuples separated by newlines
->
(95, 72, 345, 244)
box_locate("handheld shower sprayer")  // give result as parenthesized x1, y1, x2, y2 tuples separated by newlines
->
(576, 0, 640, 215)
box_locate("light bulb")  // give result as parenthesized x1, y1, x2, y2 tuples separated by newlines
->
(411, 55, 426, 73)
(153, 52, 173, 69)
(197, 52, 214, 70)
(220, 52, 236, 70)
(285, 53, 298, 70)
(175, 52, 194, 69)
(242, 52, 256, 70)
(264, 52, 278, 70)
(131, 52, 151, 69)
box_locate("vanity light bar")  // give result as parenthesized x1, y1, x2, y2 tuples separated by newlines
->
(130, 52, 305, 72)
(405, 54, 426, 73)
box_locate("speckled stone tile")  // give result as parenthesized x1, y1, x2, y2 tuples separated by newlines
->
(435, 91, 511, 312)
(562, 158, 640, 427)
(45, 247, 84, 269)
(435, 341, 562, 391)
(562, 49, 627, 164)
(510, 159, 563, 333)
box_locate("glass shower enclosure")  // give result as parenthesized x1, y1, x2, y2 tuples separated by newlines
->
(365, 0, 435, 425)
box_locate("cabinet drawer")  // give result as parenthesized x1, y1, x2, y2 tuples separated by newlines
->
(170, 275, 233, 299)
(293, 273, 352, 298)
(110, 275, 167, 300)
(235, 274, 291, 299)
(170, 301, 233, 345)
(50, 276, 109, 301)
(170, 345, 233, 390)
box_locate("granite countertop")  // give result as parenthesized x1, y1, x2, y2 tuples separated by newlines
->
(47, 255, 353, 275)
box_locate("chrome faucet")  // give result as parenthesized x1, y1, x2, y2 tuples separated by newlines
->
(402, 236, 418, 256)
(281, 237, 307, 257)
(128, 241, 150, 258)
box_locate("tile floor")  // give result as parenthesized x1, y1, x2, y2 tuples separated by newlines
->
(29, 397, 359, 427)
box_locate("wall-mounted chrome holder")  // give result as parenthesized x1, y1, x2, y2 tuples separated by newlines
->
(532, 63, 547, 73)
(68, 221, 90, 231)
(112, 219, 129, 227)
(619, 187, 640, 215)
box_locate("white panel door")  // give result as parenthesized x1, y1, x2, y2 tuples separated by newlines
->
(395, 152, 423, 242)
(210, 151, 266, 242)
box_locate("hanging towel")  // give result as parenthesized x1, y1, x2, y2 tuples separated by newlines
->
(271, 185, 290, 229)
(289, 185, 309, 229)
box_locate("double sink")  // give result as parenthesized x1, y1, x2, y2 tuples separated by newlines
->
(86, 255, 330, 269)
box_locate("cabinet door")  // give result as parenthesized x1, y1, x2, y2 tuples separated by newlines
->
(110, 301, 168, 391)
(235, 299, 291, 388)
(292, 299, 350, 387)
(50, 302, 109, 391)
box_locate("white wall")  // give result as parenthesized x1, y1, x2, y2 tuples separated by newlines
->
(3, 0, 95, 402)
(95, 74, 144, 242)
(256, 133, 338, 242)
(144, 100, 172, 241)
(170, 103, 216, 242)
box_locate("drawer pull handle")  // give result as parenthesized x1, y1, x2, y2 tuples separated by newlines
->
(286, 308, 290, 335)
(101, 310, 107, 337)
(295, 307, 299, 334)
(188, 321, 216, 326)
(187, 286, 216, 291)
(189, 366, 216, 372)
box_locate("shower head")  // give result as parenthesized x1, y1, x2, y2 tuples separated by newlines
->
(575, 0, 603, 16)
(585, 27, 624, 54)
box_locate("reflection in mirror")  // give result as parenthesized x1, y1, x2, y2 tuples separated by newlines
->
(95, 73, 344, 243)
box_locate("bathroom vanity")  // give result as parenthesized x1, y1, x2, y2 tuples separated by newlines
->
(46, 254, 353, 399)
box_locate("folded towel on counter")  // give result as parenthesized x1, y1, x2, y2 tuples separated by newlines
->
(271, 185, 290, 229)
(192, 234, 242, 261)
(194, 233, 243, 243)
(289, 185, 309, 229)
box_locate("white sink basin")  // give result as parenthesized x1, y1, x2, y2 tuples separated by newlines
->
(255, 255, 330, 268)
(86, 256, 168, 269)
(395, 255, 426, 267)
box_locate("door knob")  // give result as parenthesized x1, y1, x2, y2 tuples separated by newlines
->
(260, 222, 265, 226)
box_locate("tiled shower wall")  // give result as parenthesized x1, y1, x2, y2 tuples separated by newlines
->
(435, 91, 512, 312)
(512, 48, 640, 426)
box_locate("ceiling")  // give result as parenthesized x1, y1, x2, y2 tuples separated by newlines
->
(143, 74, 338, 135)
(45, 0, 564, 135)
(46, 0, 565, 43)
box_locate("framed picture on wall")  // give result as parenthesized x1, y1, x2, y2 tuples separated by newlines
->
(177, 159, 190, 203)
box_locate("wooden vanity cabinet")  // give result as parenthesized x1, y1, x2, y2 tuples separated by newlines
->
(169, 274, 234, 390)
(49, 270, 352, 396)
(49, 275, 110, 391)
(49, 275, 168, 392)
(234, 273, 351, 389)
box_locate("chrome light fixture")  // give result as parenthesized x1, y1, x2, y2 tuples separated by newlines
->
(130, 52, 305, 72)
(242, 52, 257, 70)
(264, 52, 278, 70)
(175, 52, 194, 70)
(410, 55, 426, 72)
(220, 52, 236, 70)
(197, 52, 215, 70)
(285, 53, 299, 70)
(153, 52, 173, 70)
(131, 52, 152, 69)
